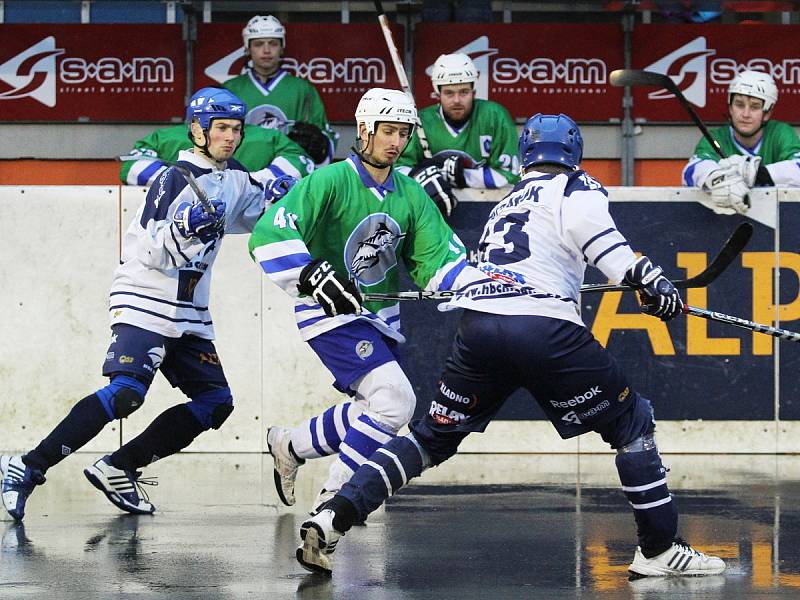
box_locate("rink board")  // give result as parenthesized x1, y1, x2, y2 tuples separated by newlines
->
(0, 186, 797, 453)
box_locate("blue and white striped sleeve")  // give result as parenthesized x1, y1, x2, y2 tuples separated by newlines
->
(251, 239, 312, 296)
(564, 190, 637, 284)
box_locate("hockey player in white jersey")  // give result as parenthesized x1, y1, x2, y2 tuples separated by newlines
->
(296, 114, 726, 579)
(0, 87, 295, 521)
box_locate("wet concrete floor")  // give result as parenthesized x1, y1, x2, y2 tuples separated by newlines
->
(1, 452, 800, 599)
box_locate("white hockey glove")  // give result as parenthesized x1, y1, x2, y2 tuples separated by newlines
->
(174, 198, 226, 243)
(718, 154, 762, 187)
(704, 167, 751, 215)
(297, 259, 362, 317)
(623, 256, 684, 322)
(411, 164, 458, 217)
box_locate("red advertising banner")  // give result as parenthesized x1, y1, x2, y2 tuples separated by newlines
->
(194, 23, 404, 123)
(0, 25, 185, 122)
(413, 23, 625, 122)
(630, 25, 800, 123)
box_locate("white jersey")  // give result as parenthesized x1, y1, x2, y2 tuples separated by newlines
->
(110, 150, 266, 339)
(442, 169, 638, 326)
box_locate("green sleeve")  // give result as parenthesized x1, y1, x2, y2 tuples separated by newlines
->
(118, 128, 174, 185)
(486, 103, 520, 184)
(399, 178, 466, 288)
(772, 121, 800, 162)
(396, 131, 425, 170)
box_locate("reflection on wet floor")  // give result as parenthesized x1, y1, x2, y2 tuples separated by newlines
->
(1, 453, 800, 598)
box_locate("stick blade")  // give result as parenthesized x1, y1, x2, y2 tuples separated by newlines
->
(610, 69, 670, 89)
(678, 222, 753, 288)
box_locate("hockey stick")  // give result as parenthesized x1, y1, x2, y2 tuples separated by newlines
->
(609, 69, 724, 160)
(684, 306, 800, 343)
(363, 222, 752, 302)
(170, 163, 215, 215)
(609, 69, 750, 208)
(373, 0, 433, 159)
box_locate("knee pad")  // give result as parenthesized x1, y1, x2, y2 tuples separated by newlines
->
(96, 375, 148, 420)
(186, 387, 233, 431)
(354, 362, 416, 433)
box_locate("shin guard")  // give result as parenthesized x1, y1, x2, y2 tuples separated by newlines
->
(338, 433, 427, 523)
(290, 401, 365, 460)
(24, 394, 110, 472)
(111, 404, 205, 471)
(616, 447, 678, 556)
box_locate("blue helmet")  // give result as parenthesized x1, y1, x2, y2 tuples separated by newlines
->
(186, 87, 247, 130)
(518, 113, 583, 171)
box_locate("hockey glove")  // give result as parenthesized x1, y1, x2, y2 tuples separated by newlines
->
(718, 154, 762, 187)
(265, 174, 298, 204)
(410, 164, 458, 217)
(623, 256, 684, 322)
(705, 169, 750, 214)
(174, 198, 226, 243)
(297, 259, 362, 317)
(288, 121, 329, 164)
(440, 155, 467, 188)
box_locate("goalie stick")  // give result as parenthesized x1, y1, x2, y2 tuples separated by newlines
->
(170, 163, 216, 215)
(363, 222, 752, 302)
(373, 0, 433, 159)
(684, 306, 800, 343)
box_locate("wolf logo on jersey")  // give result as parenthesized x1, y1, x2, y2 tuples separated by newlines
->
(345, 215, 405, 285)
(246, 104, 290, 133)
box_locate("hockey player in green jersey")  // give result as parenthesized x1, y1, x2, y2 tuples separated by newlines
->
(249, 88, 477, 516)
(223, 15, 338, 167)
(119, 119, 314, 187)
(396, 53, 520, 216)
(683, 69, 800, 214)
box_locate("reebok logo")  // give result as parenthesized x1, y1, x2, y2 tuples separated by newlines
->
(550, 386, 602, 410)
(644, 36, 715, 108)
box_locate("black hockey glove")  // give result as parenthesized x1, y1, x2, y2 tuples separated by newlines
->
(410, 164, 458, 217)
(297, 259, 362, 317)
(288, 121, 329, 164)
(623, 256, 684, 322)
(439, 155, 467, 188)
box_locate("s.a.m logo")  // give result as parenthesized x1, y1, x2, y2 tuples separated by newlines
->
(0, 37, 64, 107)
(643, 36, 715, 107)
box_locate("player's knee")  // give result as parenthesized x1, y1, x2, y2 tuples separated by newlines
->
(186, 387, 233, 431)
(96, 375, 148, 421)
(357, 363, 416, 432)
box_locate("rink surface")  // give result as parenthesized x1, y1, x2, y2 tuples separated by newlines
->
(2, 452, 800, 599)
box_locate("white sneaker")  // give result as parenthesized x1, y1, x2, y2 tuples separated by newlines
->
(628, 539, 726, 577)
(84, 455, 156, 515)
(296, 509, 343, 575)
(310, 487, 336, 516)
(1, 455, 45, 522)
(266, 427, 304, 506)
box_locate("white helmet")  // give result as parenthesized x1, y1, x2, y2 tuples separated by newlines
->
(431, 53, 478, 93)
(355, 88, 417, 135)
(242, 15, 286, 51)
(728, 69, 778, 112)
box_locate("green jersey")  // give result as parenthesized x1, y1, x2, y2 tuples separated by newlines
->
(224, 68, 338, 165)
(397, 99, 520, 188)
(683, 120, 800, 187)
(119, 124, 314, 187)
(249, 154, 470, 342)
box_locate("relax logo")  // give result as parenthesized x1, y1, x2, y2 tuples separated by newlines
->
(643, 37, 715, 108)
